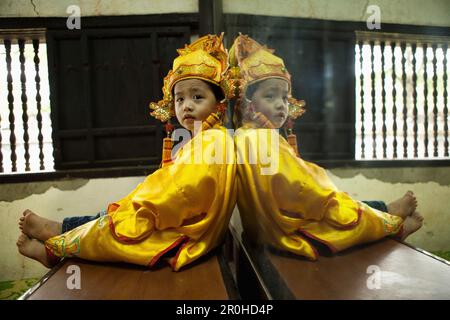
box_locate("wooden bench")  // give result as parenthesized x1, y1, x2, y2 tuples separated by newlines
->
(20, 246, 238, 300)
(229, 217, 450, 300)
(19, 218, 450, 300)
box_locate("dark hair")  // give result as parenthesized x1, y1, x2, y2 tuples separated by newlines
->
(205, 81, 225, 102)
(245, 82, 259, 100)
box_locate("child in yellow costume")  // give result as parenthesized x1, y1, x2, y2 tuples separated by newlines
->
(229, 34, 423, 260)
(17, 34, 237, 271)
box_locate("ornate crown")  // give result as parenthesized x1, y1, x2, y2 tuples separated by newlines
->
(227, 34, 305, 120)
(149, 33, 238, 122)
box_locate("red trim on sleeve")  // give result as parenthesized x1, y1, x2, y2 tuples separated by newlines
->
(107, 215, 150, 244)
(327, 206, 362, 230)
(297, 228, 339, 254)
(148, 235, 189, 268)
(170, 237, 191, 270)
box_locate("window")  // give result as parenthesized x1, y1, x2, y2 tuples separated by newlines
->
(46, 27, 191, 170)
(0, 17, 197, 176)
(355, 31, 449, 160)
(0, 30, 54, 174)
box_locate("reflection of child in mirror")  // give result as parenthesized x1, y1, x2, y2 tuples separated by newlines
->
(230, 34, 423, 260)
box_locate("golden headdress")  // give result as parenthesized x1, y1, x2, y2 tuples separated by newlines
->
(149, 33, 237, 123)
(149, 34, 237, 167)
(228, 34, 305, 120)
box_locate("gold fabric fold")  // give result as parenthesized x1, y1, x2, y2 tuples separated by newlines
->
(45, 125, 237, 271)
(235, 125, 403, 259)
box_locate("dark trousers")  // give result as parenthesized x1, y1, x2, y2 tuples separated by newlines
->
(61, 210, 107, 233)
(362, 200, 388, 212)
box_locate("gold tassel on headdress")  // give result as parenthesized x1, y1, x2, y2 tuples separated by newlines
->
(285, 118, 299, 157)
(162, 122, 175, 167)
(286, 97, 306, 157)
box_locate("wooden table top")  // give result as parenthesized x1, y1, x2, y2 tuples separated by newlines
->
(264, 239, 450, 299)
(22, 253, 234, 300)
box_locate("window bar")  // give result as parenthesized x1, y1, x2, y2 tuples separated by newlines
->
(392, 42, 398, 158)
(370, 40, 377, 159)
(358, 40, 365, 159)
(401, 42, 408, 158)
(423, 43, 429, 158)
(432, 44, 438, 157)
(381, 41, 387, 158)
(412, 43, 418, 157)
(443, 44, 449, 157)
(33, 39, 45, 170)
(18, 39, 31, 171)
(4, 39, 17, 172)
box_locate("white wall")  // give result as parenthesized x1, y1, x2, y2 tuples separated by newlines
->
(224, 0, 450, 27)
(1, 0, 449, 28)
(0, 0, 197, 17)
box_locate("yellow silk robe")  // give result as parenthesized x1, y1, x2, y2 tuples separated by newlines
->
(45, 124, 237, 271)
(234, 124, 403, 260)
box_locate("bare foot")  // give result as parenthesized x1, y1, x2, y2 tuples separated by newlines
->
(411, 210, 424, 222)
(400, 211, 424, 241)
(16, 233, 53, 268)
(19, 210, 62, 242)
(387, 191, 418, 219)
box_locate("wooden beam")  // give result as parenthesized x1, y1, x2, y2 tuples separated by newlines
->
(199, 0, 223, 36)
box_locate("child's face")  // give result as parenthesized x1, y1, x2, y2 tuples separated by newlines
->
(174, 79, 218, 131)
(250, 78, 289, 128)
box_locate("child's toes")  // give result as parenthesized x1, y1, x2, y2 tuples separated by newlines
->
(412, 211, 424, 222)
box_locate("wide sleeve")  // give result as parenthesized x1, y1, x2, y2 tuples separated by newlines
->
(269, 134, 361, 227)
(107, 128, 232, 242)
